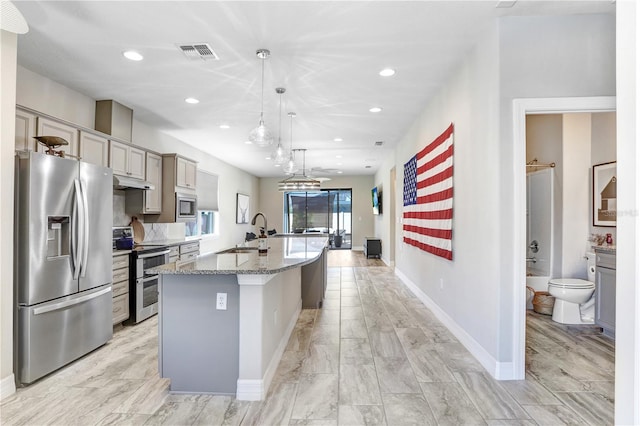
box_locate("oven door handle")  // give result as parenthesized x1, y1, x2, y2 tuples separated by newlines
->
(137, 249, 171, 259)
(138, 275, 160, 284)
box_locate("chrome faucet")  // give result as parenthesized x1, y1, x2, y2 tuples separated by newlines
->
(251, 212, 267, 234)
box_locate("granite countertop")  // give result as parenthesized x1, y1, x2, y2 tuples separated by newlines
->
(149, 236, 328, 275)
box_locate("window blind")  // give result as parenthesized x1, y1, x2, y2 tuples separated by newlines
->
(196, 170, 219, 211)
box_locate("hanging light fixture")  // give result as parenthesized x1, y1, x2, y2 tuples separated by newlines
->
(283, 112, 299, 175)
(271, 87, 287, 165)
(278, 149, 321, 191)
(248, 49, 273, 147)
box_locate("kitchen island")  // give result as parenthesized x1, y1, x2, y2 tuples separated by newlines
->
(150, 235, 327, 400)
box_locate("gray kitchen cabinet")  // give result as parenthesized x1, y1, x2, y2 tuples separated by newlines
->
(144, 152, 163, 213)
(178, 241, 200, 266)
(36, 116, 79, 158)
(112, 252, 130, 325)
(301, 244, 327, 308)
(175, 155, 197, 190)
(79, 131, 109, 167)
(15, 108, 37, 151)
(595, 250, 616, 338)
(109, 139, 145, 180)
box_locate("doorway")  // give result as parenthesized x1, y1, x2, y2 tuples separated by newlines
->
(512, 96, 616, 379)
(283, 189, 353, 249)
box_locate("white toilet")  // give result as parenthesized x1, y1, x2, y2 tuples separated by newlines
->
(547, 252, 596, 324)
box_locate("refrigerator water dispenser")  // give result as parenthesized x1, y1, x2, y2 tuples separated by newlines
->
(47, 216, 70, 258)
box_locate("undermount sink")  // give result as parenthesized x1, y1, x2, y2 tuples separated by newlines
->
(216, 247, 260, 254)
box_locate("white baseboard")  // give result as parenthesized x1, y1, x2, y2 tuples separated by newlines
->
(352, 246, 364, 251)
(0, 374, 16, 401)
(395, 268, 514, 380)
(236, 300, 302, 401)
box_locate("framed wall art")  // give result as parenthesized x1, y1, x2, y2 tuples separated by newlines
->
(236, 193, 250, 224)
(592, 161, 616, 227)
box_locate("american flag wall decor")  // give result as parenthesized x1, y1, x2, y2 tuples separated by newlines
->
(403, 123, 454, 260)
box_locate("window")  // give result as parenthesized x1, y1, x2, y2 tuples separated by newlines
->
(198, 210, 219, 236)
(283, 189, 352, 249)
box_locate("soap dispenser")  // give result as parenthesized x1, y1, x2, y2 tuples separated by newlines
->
(258, 228, 268, 256)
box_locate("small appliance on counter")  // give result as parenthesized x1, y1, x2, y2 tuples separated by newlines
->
(113, 226, 134, 250)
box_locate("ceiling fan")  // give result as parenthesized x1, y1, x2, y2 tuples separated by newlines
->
(308, 166, 341, 182)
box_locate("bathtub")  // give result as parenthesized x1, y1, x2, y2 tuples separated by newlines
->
(526, 274, 550, 310)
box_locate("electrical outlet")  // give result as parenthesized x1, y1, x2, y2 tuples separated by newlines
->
(440, 278, 444, 290)
(216, 293, 227, 310)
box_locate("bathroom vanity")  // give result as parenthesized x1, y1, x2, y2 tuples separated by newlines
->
(595, 248, 616, 338)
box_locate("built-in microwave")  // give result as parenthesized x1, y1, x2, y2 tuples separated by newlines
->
(175, 193, 197, 222)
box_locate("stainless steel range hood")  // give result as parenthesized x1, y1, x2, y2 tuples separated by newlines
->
(113, 175, 155, 190)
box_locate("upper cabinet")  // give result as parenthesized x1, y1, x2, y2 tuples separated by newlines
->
(15, 108, 37, 151)
(144, 152, 163, 213)
(36, 117, 79, 159)
(79, 131, 109, 167)
(163, 154, 197, 192)
(110, 140, 145, 180)
(176, 156, 197, 189)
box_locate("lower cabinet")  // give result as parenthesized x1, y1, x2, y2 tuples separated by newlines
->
(178, 241, 200, 265)
(112, 253, 130, 325)
(595, 250, 616, 338)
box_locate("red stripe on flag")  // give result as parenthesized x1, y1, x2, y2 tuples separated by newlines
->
(417, 167, 453, 190)
(403, 237, 453, 260)
(416, 123, 455, 161)
(416, 187, 453, 205)
(402, 225, 452, 240)
(403, 209, 453, 220)
(417, 145, 453, 175)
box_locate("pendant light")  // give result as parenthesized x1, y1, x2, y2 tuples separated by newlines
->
(278, 149, 321, 191)
(272, 87, 287, 165)
(283, 112, 299, 174)
(248, 49, 273, 147)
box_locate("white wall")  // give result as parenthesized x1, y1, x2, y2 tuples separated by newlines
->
(615, 1, 640, 423)
(561, 113, 592, 277)
(0, 29, 18, 399)
(498, 13, 615, 364)
(385, 13, 615, 378)
(392, 19, 503, 372)
(258, 175, 374, 249)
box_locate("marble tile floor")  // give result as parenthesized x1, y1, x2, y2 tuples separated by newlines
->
(1, 253, 614, 425)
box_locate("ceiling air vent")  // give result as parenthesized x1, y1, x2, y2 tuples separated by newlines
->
(178, 43, 219, 60)
(374, 141, 384, 147)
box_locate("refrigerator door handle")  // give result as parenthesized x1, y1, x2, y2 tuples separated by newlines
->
(32, 286, 112, 315)
(72, 179, 84, 280)
(79, 180, 90, 277)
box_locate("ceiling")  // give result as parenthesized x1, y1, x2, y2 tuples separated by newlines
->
(13, 1, 614, 178)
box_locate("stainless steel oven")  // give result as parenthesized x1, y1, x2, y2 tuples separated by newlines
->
(129, 247, 170, 323)
(176, 193, 197, 222)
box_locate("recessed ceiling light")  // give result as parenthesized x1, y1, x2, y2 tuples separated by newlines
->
(219, 124, 230, 129)
(334, 137, 343, 142)
(337, 171, 343, 174)
(185, 97, 199, 104)
(123, 50, 143, 61)
(369, 107, 382, 113)
(336, 155, 343, 159)
(379, 68, 396, 77)
(245, 140, 253, 145)
(337, 163, 343, 166)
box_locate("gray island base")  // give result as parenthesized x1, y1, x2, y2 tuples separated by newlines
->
(151, 236, 328, 400)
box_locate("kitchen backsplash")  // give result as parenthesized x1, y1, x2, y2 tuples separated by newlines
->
(113, 190, 130, 226)
(113, 190, 185, 241)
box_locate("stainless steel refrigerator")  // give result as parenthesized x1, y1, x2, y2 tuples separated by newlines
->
(14, 150, 113, 385)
